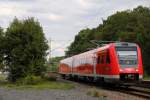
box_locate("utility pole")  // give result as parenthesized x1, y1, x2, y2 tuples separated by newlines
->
(49, 37, 51, 61)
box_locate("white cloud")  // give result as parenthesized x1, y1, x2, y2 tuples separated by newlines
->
(76, 0, 90, 8)
(48, 13, 64, 21)
(0, 7, 14, 16)
(0, 5, 25, 17)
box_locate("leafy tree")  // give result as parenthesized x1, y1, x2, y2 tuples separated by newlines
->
(5, 18, 48, 82)
(0, 27, 5, 70)
(66, 28, 95, 56)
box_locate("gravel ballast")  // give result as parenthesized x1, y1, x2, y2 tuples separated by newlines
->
(0, 88, 99, 100)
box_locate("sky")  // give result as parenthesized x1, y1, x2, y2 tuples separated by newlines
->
(0, 0, 149, 57)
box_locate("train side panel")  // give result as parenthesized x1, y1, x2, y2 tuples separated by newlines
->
(72, 54, 94, 75)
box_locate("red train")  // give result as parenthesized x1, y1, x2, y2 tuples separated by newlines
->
(59, 42, 143, 85)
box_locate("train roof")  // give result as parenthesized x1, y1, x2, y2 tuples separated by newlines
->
(60, 42, 138, 62)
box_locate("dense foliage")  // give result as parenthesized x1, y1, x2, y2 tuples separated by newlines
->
(0, 18, 48, 82)
(66, 6, 150, 75)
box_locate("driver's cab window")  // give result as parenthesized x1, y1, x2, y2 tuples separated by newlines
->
(97, 56, 101, 64)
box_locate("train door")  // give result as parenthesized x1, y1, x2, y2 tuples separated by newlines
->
(93, 53, 97, 77)
(96, 50, 106, 75)
(104, 49, 111, 75)
(96, 50, 111, 75)
(72, 57, 74, 74)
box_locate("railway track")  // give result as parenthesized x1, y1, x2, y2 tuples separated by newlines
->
(93, 83, 150, 99)
(136, 80, 150, 88)
(86, 81, 150, 99)
(113, 86, 150, 99)
(142, 80, 150, 84)
(57, 76, 150, 99)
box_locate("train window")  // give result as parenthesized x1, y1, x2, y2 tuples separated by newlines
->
(106, 51, 110, 64)
(97, 56, 101, 64)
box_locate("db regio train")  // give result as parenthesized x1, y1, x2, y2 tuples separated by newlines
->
(59, 42, 143, 85)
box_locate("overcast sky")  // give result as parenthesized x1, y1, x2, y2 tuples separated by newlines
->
(0, 0, 149, 57)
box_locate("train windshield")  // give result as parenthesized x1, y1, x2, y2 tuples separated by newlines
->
(116, 47, 138, 68)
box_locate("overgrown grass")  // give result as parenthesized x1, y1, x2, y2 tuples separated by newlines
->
(0, 81, 74, 90)
(0, 75, 74, 90)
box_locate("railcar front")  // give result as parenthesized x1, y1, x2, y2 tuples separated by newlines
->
(114, 42, 143, 84)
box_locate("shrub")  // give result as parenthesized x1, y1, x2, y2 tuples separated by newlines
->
(43, 72, 57, 81)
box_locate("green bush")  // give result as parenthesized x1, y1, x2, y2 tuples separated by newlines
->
(17, 75, 43, 85)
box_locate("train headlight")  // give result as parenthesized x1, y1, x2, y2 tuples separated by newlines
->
(135, 69, 139, 72)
